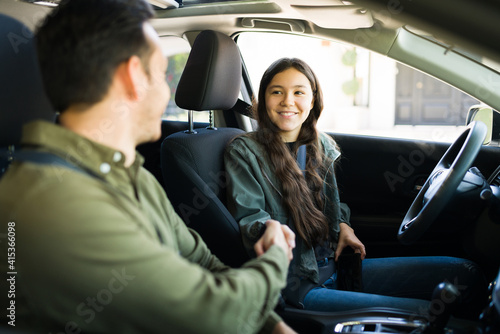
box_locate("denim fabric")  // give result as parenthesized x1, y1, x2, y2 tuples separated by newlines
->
(303, 256, 487, 319)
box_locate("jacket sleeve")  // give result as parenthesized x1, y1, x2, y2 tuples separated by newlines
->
(339, 202, 351, 226)
(224, 141, 273, 256)
(166, 198, 287, 334)
(9, 168, 289, 334)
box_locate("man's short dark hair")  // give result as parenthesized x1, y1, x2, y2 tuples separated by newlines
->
(36, 0, 155, 112)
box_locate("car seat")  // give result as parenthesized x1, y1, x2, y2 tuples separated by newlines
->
(0, 13, 54, 332)
(160, 30, 249, 268)
(0, 14, 54, 177)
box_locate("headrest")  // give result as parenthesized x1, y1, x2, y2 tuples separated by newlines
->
(0, 14, 54, 147)
(175, 30, 242, 111)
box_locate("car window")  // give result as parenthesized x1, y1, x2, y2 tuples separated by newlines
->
(159, 36, 208, 122)
(237, 32, 479, 143)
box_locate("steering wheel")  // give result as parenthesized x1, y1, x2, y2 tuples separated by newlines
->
(398, 121, 487, 244)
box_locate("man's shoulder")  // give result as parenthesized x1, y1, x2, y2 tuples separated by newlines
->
(0, 162, 108, 239)
(137, 165, 168, 198)
(0, 161, 103, 207)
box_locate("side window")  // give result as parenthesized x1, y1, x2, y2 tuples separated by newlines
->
(237, 32, 478, 142)
(159, 36, 208, 122)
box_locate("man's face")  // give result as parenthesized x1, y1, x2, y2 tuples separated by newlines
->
(134, 23, 170, 145)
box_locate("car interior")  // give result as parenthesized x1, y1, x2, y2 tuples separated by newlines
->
(1, 0, 500, 333)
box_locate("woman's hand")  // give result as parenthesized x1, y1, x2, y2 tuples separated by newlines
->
(334, 222, 366, 262)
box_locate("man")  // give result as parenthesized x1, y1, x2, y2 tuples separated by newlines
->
(0, 0, 296, 333)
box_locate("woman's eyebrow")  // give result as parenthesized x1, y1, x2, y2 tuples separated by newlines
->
(267, 84, 308, 90)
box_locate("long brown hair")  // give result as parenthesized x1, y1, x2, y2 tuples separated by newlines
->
(252, 58, 329, 247)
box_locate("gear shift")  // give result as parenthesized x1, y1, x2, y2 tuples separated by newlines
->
(423, 282, 461, 333)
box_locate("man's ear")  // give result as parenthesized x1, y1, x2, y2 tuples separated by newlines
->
(116, 55, 146, 101)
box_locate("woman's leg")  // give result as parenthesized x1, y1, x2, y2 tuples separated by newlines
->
(303, 283, 430, 316)
(303, 256, 487, 319)
(361, 256, 487, 318)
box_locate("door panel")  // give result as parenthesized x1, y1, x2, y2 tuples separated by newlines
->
(330, 132, 500, 259)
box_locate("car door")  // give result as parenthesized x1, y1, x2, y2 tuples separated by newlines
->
(333, 132, 500, 259)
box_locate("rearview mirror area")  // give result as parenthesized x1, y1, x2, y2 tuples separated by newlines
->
(466, 105, 500, 146)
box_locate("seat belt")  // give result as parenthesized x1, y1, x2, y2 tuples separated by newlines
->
(13, 149, 100, 179)
(13, 149, 168, 243)
(297, 144, 307, 176)
(230, 98, 253, 118)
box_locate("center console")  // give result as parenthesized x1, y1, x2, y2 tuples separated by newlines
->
(279, 269, 500, 334)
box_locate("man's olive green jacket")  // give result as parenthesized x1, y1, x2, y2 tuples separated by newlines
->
(0, 121, 288, 333)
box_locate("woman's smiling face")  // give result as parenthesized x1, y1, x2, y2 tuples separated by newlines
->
(265, 67, 314, 143)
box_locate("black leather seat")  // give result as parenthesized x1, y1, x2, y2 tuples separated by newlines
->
(0, 13, 54, 177)
(0, 13, 53, 331)
(160, 30, 248, 268)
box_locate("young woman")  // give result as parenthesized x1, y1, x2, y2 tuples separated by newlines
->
(224, 57, 486, 317)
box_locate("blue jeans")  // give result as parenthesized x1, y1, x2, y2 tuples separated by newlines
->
(303, 256, 487, 319)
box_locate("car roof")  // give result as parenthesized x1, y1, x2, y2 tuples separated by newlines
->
(3, 0, 498, 61)
(2, 0, 500, 109)
(3, 0, 499, 54)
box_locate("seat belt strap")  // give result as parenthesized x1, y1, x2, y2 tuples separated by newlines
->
(297, 144, 307, 177)
(13, 149, 166, 243)
(13, 149, 100, 179)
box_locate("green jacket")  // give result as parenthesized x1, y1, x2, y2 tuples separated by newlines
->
(224, 132, 350, 285)
(0, 121, 288, 333)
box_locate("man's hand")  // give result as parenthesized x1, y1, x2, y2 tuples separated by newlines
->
(272, 321, 298, 334)
(334, 222, 366, 262)
(254, 220, 295, 261)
